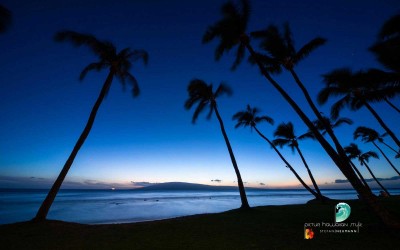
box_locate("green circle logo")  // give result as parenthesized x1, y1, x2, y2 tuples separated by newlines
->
(335, 202, 351, 222)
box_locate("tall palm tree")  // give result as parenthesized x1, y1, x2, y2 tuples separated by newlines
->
(249, 23, 360, 177)
(232, 105, 321, 199)
(318, 68, 400, 148)
(33, 31, 148, 222)
(203, 0, 399, 227)
(0, 4, 11, 33)
(272, 122, 324, 199)
(344, 143, 391, 196)
(184, 79, 250, 209)
(354, 126, 400, 176)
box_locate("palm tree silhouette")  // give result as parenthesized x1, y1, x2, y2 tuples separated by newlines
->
(344, 143, 390, 196)
(0, 4, 11, 33)
(33, 31, 148, 221)
(354, 126, 400, 176)
(233, 105, 321, 199)
(272, 122, 323, 199)
(203, 0, 399, 227)
(250, 23, 358, 173)
(318, 68, 400, 148)
(184, 79, 250, 209)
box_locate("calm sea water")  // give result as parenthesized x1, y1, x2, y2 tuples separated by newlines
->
(1, 188, 399, 225)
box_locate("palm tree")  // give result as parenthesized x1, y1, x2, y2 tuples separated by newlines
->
(203, 0, 399, 227)
(184, 79, 250, 209)
(272, 122, 324, 199)
(233, 105, 321, 199)
(354, 126, 400, 176)
(344, 143, 391, 196)
(0, 4, 11, 33)
(33, 31, 148, 222)
(249, 23, 361, 176)
(318, 68, 400, 148)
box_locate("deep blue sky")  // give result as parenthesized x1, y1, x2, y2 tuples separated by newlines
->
(1, 0, 399, 189)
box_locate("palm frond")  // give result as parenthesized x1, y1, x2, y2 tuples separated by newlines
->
(273, 122, 295, 139)
(125, 72, 140, 97)
(79, 62, 105, 81)
(192, 101, 208, 124)
(330, 95, 351, 119)
(272, 138, 290, 148)
(127, 49, 149, 65)
(293, 37, 326, 64)
(215, 83, 233, 97)
(255, 115, 274, 125)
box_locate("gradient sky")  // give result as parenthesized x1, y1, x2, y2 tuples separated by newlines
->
(0, 0, 399, 189)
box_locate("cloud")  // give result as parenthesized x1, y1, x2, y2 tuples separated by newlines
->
(211, 179, 222, 183)
(259, 183, 266, 186)
(335, 175, 400, 184)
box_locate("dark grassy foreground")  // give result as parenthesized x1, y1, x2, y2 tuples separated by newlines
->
(1, 197, 399, 250)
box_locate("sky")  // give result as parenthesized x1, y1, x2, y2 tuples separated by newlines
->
(0, 0, 399, 190)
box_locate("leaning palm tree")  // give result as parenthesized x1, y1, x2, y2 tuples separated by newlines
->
(0, 4, 11, 33)
(184, 79, 250, 209)
(203, 0, 399, 228)
(344, 143, 391, 196)
(272, 122, 324, 199)
(233, 105, 321, 199)
(318, 68, 400, 148)
(33, 31, 148, 222)
(354, 126, 400, 176)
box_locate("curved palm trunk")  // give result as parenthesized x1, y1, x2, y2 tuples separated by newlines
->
(364, 102, 400, 148)
(380, 141, 399, 154)
(294, 145, 323, 198)
(349, 160, 372, 193)
(384, 97, 400, 114)
(289, 69, 352, 172)
(242, 37, 400, 228)
(373, 142, 400, 176)
(33, 70, 115, 222)
(361, 160, 391, 196)
(213, 104, 250, 209)
(254, 127, 319, 198)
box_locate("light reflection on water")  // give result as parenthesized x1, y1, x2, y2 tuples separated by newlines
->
(1, 189, 399, 224)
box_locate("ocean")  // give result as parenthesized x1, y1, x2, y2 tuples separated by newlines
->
(1, 188, 399, 225)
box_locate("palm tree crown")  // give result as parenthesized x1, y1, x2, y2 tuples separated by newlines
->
(232, 104, 274, 129)
(273, 122, 312, 151)
(344, 143, 379, 165)
(354, 126, 383, 143)
(202, 0, 250, 70)
(184, 79, 232, 123)
(250, 23, 326, 73)
(55, 31, 148, 96)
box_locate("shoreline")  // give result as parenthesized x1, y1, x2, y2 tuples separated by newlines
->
(1, 196, 399, 249)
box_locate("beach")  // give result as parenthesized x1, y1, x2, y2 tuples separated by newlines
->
(1, 196, 399, 250)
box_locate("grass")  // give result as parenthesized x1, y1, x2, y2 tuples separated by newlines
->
(1, 197, 399, 249)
